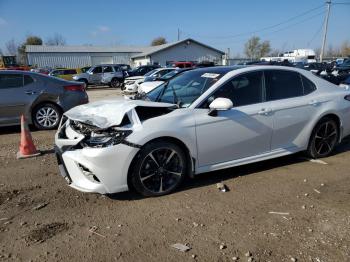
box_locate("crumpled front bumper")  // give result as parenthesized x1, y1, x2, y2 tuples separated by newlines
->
(54, 122, 140, 194)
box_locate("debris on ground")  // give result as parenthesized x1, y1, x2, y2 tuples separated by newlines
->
(304, 193, 309, 197)
(25, 222, 68, 243)
(219, 244, 226, 250)
(268, 212, 290, 215)
(191, 254, 196, 259)
(309, 159, 328, 165)
(193, 222, 199, 227)
(245, 251, 252, 257)
(302, 205, 306, 209)
(232, 257, 239, 261)
(89, 226, 106, 238)
(32, 202, 48, 210)
(313, 189, 321, 194)
(171, 243, 191, 252)
(216, 182, 229, 192)
(291, 257, 297, 262)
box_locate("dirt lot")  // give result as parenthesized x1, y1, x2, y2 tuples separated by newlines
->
(0, 89, 350, 262)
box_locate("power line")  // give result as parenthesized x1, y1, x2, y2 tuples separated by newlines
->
(183, 4, 324, 39)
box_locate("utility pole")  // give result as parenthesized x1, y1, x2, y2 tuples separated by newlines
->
(320, 0, 331, 62)
(177, 28, 180, 41)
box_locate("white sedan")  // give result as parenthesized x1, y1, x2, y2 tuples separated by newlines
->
(55, 66, 350, 196)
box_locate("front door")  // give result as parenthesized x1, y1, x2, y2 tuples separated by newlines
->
(195, 71, 274, 167)
(89, 66, 103, 84)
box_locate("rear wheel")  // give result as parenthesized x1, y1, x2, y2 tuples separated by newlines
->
(130, 141, 187, 197)
(32, 103, 62, 130)
(111, 78, 121, 88)
(307, 117, 339, 158)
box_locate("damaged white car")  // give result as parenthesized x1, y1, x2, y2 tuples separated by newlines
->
(55, 66, 350, 196)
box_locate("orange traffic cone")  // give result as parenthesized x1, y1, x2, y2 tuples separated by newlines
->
(16, 115, 41, 159)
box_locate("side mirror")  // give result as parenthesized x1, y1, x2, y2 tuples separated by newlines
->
(208, 97, 233, 116)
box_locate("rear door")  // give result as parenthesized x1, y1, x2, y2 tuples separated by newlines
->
(264, 70, 318, 150)
(0, 73, 36, 125)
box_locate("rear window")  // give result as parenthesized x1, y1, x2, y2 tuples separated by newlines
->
(300, 75, 316, 95)
(24, 75, 34, 85)
(265, 70, 304, 101)
(0, 74, 23, 89)
(65, 69, 77, 74)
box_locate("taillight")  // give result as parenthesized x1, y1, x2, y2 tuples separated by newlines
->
(345, 95, 350, 101)
(64, 84, 85, 92)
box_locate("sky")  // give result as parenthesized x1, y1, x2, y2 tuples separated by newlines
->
(0, 0, 349, 56)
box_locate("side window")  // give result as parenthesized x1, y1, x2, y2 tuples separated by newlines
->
(0, 74, 23, 89)
(66, 69, 77, 74)
(300, 75, 316, 95)
(103, 66, 113, 73)
(205, 71, 264, 107)
(158, 69, 172, 77)
(92, 67, 102, 74)
(265, 70, 303, 101)
(24, 75, 34, 86)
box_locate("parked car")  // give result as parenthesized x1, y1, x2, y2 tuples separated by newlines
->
(168, 61, 194, 68)
(126, 65, 160, 77)
(30, 67, 52, 75)
(339, 75, 350, 89)
(55, 66, 350, 196)
(80, 66, 91, 73)
(49, 68, 79, 81)
(0, 70, 88, 130)
(138, 68, 192, 94)
(101, 64, 131, 88)
(335, 59, 350, 72)
(123, 68, 173, 93)
(73, 64, 130, 88)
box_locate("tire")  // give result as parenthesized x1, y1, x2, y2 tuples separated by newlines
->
(78, 79, 88, 89)
(130, 141, 187, 197)
(111, 78, 121, 88)
(306, 117, 339, 158)
(32, 103, 62, 130)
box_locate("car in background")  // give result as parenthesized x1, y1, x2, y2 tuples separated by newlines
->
(49, 68, 79, 81)
(123, 67, 173, 93)
(126, 65, 159, 77)
(101, 64, 131, 88)
(168, 61, 194, 68)
(335, 59, 350, 72)
(73, 64, 130, 88)
(30, 67, 52, 75)
(138, 68, 192, 94)
(339, 75, 350, 89)
(80, 66, 91, 73)
(55, 66, 350, 196)
(0, 70, 88, 130)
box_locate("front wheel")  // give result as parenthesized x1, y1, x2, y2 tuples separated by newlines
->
(130, 141, 187, 197)
(307, 117, 339, 158)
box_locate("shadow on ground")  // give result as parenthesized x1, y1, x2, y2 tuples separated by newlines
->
(109, 140, 350, 201)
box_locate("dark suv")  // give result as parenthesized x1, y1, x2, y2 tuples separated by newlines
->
(126, 65, 160, 77)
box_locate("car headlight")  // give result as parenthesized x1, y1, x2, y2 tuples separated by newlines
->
(82, 130, 132, 148)
(73, 75, 78, 80)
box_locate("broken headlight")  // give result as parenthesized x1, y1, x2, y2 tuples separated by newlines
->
(82, 129, 132, 148)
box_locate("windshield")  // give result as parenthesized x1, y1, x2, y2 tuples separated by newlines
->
(146, 70, 225, 108)
(144, 69, 158, 77)
(160, 70, 181, 80)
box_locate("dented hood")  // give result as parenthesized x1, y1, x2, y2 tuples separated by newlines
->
(65, 98, 175, 129)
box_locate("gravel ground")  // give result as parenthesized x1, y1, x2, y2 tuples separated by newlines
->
(0, 89, 349, 262)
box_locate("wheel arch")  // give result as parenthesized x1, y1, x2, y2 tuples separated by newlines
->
(127, 136, 196, 191)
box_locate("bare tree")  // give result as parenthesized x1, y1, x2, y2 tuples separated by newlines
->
(46, 33, 66, 46)
(244, 36, 271, 60)
(151, 37, 167, 46)
(340, 41, 350, 57)
(5, 39, 18, 56)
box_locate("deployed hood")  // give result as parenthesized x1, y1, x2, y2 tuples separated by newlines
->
(140, 81, 164, 93)
(65, 98, 175, 129)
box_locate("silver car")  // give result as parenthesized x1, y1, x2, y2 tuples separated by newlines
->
(73, 64, 130, 88)
(0, 70, 88, 130)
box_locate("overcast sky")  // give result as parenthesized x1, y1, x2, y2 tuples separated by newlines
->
(0, 0, 349, 55)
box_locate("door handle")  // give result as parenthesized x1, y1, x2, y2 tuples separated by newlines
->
(308, 100, 320, 106)
(25, 90, 37, 95)
(258, 108, 272, 116)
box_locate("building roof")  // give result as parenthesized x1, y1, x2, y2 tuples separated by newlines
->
(25, 38, 224, 57)
(25, 45, 147, 53)
(131, 38, 225, 59)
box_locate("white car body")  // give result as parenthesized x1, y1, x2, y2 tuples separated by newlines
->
(124, 68, 174, 93)
(55, 66, 350, 195)
(138, 80, 164, 93)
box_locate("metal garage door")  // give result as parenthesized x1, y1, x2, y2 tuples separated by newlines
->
(91, 56, 113, 65)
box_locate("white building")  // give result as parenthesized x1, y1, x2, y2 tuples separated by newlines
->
(26, 38, 224, 68)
